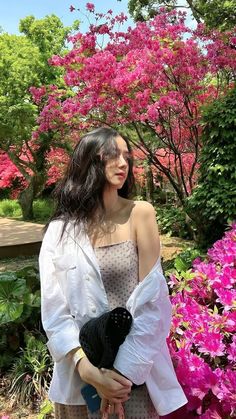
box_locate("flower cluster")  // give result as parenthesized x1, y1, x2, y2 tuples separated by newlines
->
(36, 7, 236, 200)
(0, 146, 69, 197)
(168, 224, 236, 418)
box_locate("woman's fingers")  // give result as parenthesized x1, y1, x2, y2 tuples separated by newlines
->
(100, 397, 107, 413)
(101, 368, 132, 388)
(101, 399, 125, 419)
(100, 398, 115, 415)
(95, 368, 132, 403)
(109, 395, 129, 403)
(115, 401, 125, 418)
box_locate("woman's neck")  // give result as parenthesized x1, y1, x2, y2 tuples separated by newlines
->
(103, 186, 121, 218)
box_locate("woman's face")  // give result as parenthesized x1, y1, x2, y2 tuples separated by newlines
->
(104, 136, 130, 189)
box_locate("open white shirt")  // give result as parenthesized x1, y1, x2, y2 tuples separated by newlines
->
(39, 219, 187, 415)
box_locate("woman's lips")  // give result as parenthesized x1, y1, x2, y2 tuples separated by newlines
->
(116, 172, 126, 178)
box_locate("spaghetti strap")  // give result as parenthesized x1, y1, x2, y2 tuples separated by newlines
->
(128, 206, 134, 241)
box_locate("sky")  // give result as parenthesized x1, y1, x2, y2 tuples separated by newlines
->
(0, 0, 133, 35)
(0, 0, 195, 35)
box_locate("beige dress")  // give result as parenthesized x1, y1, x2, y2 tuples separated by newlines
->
(54, 240, 159, 419)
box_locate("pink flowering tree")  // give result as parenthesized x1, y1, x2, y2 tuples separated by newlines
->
(168, 224, 236, 418)
(35, 5, 236, 234)
(0, 147, 69, 200)
(0, 151, 27, 198)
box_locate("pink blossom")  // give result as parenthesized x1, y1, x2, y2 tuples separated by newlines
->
(215, 288, 236, 310)
(227, 335, 236, 363)
(86, 2, 95, 12)
(197, 331, 225, 357)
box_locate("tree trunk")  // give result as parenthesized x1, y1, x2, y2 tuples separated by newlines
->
(18, 183, 34, 220)
(18, 173, 46, 220)
(145, 162, 154, 203)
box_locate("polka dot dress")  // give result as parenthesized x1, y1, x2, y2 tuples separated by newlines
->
(54, 240, 159, 419)
(94, 240, 139, 310)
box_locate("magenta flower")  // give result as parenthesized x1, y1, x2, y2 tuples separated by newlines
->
(168, 224, 236, 417)
(215, 288, 236, 310)
(227, 335, 236, 363)
(197, 332, 225, 357)
(86, 2, 95, 12)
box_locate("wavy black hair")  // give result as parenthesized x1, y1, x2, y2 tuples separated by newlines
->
(49, 127, 135, 231)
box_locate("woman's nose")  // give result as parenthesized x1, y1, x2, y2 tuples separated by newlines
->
(118, 154, 128, 167)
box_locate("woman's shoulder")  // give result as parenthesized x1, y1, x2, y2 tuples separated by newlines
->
(121, 198, 155, 212)
(43, 218, 75, 240)
(132, 200, 156, 217)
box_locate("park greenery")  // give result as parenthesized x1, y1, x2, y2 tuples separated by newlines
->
(128, 0, 236, 30)
(0, 15, 70, 219)
(0, 2, 235, 418)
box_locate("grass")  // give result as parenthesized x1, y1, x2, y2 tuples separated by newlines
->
(0, 199, 21, 218)
(0, 199, 54, 223)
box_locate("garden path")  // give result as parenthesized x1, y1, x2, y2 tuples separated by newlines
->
(0, 217, 43, 259)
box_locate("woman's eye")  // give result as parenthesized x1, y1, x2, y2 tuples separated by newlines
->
(123, 153, 131, 161)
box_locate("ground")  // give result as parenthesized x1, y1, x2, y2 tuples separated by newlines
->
(0, 234, 193, 418)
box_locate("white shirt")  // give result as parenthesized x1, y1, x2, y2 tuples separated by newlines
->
(39, 219, 187, 416)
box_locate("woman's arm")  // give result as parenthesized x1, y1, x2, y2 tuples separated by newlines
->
(78, 358, 132, 403)
(135, 201, 161, 281)
(113, 201, 172, 385)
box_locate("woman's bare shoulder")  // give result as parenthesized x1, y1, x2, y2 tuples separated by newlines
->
(132, 200, 156, 217)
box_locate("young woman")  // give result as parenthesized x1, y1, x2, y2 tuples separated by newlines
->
(39, 127, 187, 419)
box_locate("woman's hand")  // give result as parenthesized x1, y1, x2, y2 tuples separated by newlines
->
(78, 359, 132, 403)
(101, 398, 125, 419)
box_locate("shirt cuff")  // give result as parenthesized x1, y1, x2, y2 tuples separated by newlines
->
(113, 342, 153, 385)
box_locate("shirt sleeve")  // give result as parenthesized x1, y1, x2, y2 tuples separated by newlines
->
(113, 268, 172, 385)
(39, 221, 81, 362)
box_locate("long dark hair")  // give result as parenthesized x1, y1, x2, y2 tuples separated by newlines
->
(49, 127, 135, 231)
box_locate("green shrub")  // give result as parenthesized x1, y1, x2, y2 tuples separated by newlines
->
(0, 266, 42, 370)
(156, 205, 192, 239)
(33, 199, 55, 222)
(0, 198, 54, 222)
(38, 398, 54, 419)
(0, 265, 53, 409)
(7, 334, 53, 406)
(172, 247, 205, 272)
(188, 88, 236, 247)
(0, 199, 21, 218)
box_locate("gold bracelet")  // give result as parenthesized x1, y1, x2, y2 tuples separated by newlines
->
(73, 347, 86, 367)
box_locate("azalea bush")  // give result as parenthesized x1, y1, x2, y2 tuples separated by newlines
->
(168, 224, 236, 418)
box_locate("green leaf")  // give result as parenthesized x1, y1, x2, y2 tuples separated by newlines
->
(174, 257, 188, 272)
(0, 301, 24, 324)
(0, 271, 17, 281)
(23, 291, 41, 307)
(0, 278, 26, 324)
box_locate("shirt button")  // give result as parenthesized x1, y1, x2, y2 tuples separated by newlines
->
(91, 307, 96, 313)
(85, 274, 90, 281)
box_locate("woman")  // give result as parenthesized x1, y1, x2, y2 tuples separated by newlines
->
(39, 127, 187, 419)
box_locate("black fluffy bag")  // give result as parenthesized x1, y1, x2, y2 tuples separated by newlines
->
(79, 307, 132, 369)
